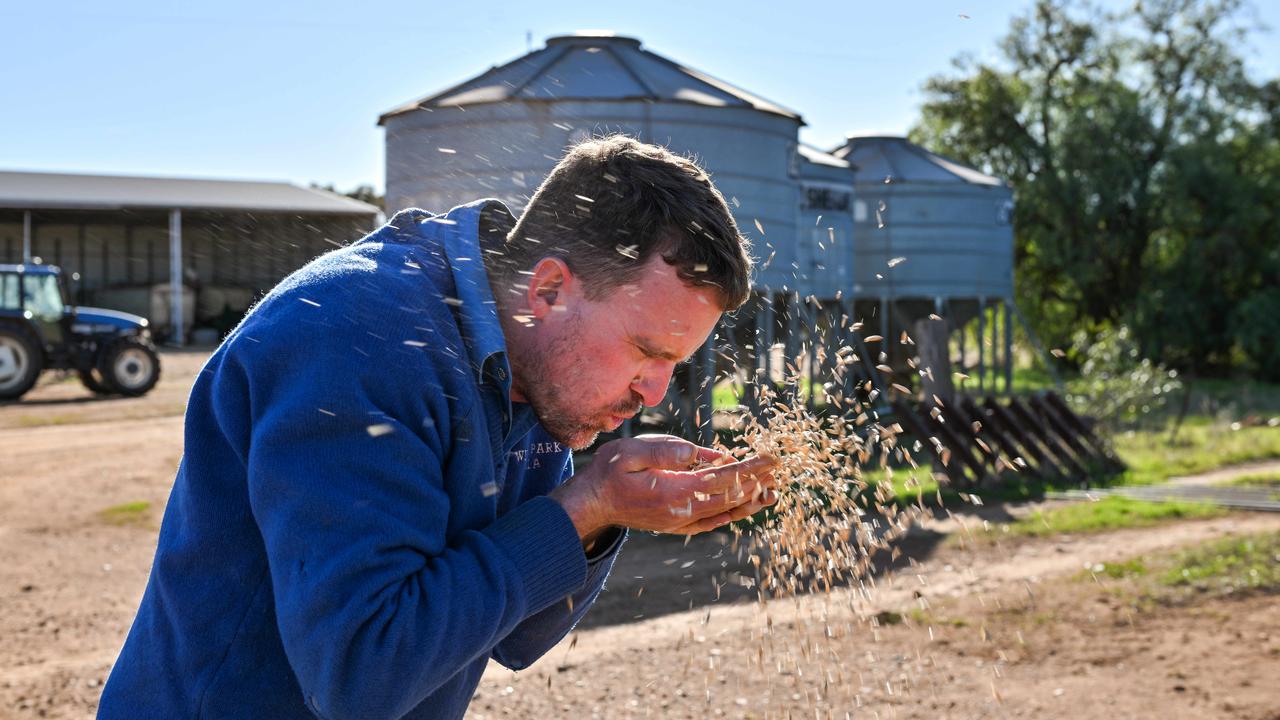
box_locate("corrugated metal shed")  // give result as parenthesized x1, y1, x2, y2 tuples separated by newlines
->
(379, 32, 801, 124)
(0, 170, 380, 215)
(1, 170, 378, 344)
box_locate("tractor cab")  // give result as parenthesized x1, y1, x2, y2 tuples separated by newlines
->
(0, 264, 161, 400)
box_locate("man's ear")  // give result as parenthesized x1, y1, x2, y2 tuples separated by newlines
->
(527, 257, 575, 319)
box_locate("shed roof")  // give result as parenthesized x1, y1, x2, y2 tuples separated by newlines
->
(0, 170, 381, 214)
(831, 136, 1005, 187)
(379, 31, 803, 124)
(797, 143, 851, 170)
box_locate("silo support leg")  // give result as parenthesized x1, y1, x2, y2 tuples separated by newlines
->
(698, 325, 716, 445)
(990, 300, 1000, 394)
(1003, 299, 1013, 393)
(977, 297, 986, 394)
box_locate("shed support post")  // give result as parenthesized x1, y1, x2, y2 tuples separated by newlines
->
(22, 211, 32, 264)
(169, 209, 184, 347)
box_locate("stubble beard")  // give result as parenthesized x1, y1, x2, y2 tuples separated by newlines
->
(511, 313, 641, 450)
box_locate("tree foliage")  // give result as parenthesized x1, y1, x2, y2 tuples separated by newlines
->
(911, 0, 1279, 377)
(311, 182, 385, 212)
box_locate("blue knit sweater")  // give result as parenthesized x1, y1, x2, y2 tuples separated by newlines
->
(99, 201, 623, 720)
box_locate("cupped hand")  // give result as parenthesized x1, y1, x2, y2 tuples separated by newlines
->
(549, 434, 779, 538)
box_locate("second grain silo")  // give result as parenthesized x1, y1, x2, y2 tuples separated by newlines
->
(831, 135, 1016, 391)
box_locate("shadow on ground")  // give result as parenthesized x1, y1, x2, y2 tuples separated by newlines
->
(4, 394, 128, 407)
(578, 500, 1019, 629)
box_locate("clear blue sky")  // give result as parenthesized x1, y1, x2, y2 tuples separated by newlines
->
(2, 0, 1276, 192)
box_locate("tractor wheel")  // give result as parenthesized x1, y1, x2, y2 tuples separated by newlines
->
(0, 325, 43, 400)
(99, 337, 161, 397)
(78, 367, 116, 395)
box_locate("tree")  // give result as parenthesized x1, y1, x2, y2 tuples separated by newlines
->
(911, 0, 1278, 377)
(310, 182, 385, 212)
(341, 184, 385, 212)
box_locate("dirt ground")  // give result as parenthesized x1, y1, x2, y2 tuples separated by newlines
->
(1, 350, 1278, 719)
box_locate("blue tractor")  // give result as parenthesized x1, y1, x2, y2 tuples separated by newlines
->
(0, 264, 161, 400)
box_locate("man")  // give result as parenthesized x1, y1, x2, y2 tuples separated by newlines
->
(99, 136, 777, 719)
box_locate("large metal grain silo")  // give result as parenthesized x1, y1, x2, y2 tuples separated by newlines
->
(831, 135, 1016, 390)
(379, 32, 806, 292)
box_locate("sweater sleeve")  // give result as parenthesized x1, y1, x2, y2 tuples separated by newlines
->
(230, 311, 591, 720)
(490, 519, 626, 670)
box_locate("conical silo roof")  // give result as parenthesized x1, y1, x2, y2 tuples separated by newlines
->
(378, 31, 803, 124)
(831, 135, 1004, 187)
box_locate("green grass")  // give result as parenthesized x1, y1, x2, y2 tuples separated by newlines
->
(712, 380, 740, 411)
(1078, 533, 1279, 613)
(1110, 422, 1280, 486)
(1081, 557, 1149, 579)
(1005, 496, 1222, 537)
(1160, 532, 1280, 595)
(98, 500, 152, 526)
(14, 414, 78, 427)
(876, 469, 952, 508)
(709, 373, 1280, 513)
(905, 608, 969, 627)
(1070, 377, 1280, 486)
(1007, 364, 1059, 394)
(1227, 472, 1280, 488)
(711, 378, 827, 411)
(1182, 378, 1280, 420)
(712, 415, 1280, 513)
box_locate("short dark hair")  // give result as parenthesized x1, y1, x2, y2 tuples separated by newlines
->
(492, 135, 753, 310)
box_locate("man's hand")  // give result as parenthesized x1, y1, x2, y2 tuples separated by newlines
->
(549, 435, 779, 539)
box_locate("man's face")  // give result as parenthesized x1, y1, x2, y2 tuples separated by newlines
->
(510, 255, 724, 450)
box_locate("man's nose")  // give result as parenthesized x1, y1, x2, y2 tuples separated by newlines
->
(631, 366, 674, 407)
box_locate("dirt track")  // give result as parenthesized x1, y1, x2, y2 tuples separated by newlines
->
(2, 350, 1278, 719)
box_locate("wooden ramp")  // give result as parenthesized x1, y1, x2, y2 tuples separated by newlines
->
(890, 391, 1126, 489)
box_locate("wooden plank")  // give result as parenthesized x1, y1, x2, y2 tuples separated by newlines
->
(953, 398, 1036, 479)
(1027, 394, 1110, 474)
(1042, 391, 1126, 470)
(982, 397, 1067, 478)
(921, 402, 990, 486)
(1007, 398, 1089, 478)
(892, 399, 970, 487)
